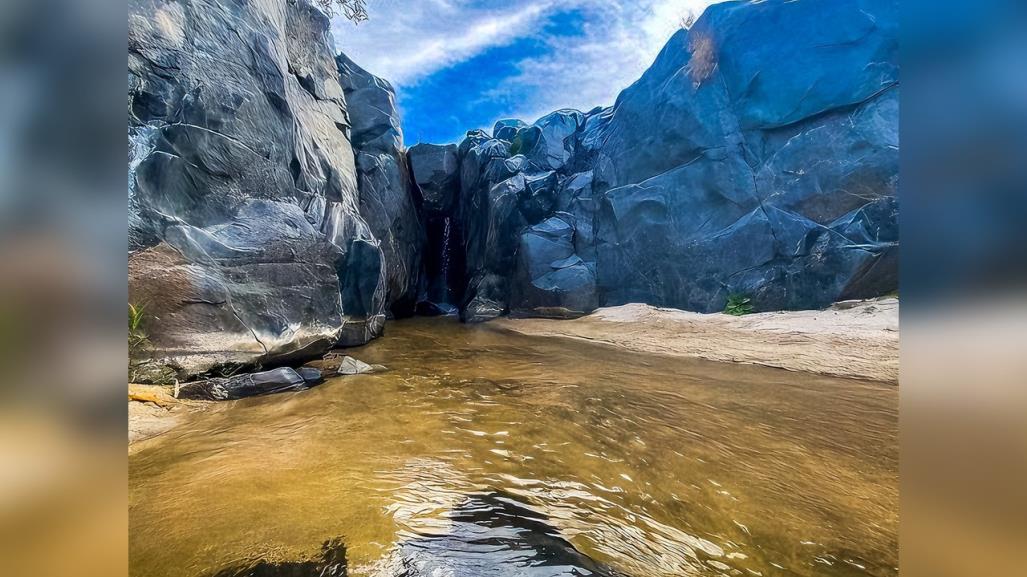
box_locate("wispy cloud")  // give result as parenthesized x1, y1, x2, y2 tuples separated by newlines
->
(332, 0, 721, 142)
(333, 0, 561, 85)
(482, 0, 719, 123)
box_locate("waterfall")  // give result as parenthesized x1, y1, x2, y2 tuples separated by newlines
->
(440, 217, 452, 304)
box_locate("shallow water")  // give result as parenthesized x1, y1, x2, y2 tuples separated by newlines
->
(129, 317, 897, 577)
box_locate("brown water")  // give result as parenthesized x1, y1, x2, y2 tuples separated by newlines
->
(129, 317, 898, 577)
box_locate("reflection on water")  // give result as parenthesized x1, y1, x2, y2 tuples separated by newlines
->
(129, 317, 897, 577)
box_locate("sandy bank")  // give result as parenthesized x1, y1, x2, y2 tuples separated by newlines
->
(128, 384, 209, 450)
(493, 298, 898, 382)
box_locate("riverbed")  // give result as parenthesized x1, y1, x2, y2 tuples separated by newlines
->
(129, 317, 897, 577)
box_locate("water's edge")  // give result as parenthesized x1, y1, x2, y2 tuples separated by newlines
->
(129, 316, 897, 577)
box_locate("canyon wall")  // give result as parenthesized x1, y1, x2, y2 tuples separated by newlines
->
(128, 0, 417, 378)
(411, 0, 899, 320)
(128, 0, 899, 379)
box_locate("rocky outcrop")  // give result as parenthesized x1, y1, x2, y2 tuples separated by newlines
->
(337, 53, 424, 317)
(410, 0, 898, 320)
(130, 0, 899, 375)
(127, 0, 409, 378)
(591, 0, 898, 312)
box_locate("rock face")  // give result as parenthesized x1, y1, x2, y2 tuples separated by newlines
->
(409, 0, 899, 319)
(337, 53, 424, 317)
(130, 0, 899, 376)
(592, 0, 899, 312)
(128, 0, 413, 378)
(409, 143, 465, 311)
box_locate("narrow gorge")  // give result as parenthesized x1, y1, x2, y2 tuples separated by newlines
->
(128, 1, 899, 576)
(129, 0, 897, 380)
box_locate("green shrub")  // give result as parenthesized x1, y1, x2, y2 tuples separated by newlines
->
(724, 294, 754, 316)
(129, 303, 148, 351)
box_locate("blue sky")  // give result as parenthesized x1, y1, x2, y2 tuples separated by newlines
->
(332, 0, 718, 144)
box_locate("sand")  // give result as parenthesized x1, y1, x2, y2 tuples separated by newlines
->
(128, 384, 208, 449)
(494, 298, 898, 383)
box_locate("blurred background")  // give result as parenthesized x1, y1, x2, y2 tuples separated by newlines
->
(0, 0, 1024, 575)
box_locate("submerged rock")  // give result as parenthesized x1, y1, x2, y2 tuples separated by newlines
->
(336, 356, 375, 375)
(296, 367, 324, 384)
(177, 368, 308, 401)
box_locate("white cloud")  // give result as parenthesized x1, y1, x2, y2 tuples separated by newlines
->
(333, 0, 722, 124)
(332, 0, 560, 85)
(487, 0, 720, 124)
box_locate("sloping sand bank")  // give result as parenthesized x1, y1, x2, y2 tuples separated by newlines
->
(494, 298, 898, 382)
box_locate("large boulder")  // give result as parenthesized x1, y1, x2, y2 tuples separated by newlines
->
(129, 201, 349, 375)
(523, 109, 585, 172)
(408, 143, 460, 215)
(510, 216, 598, 318)
(459, 174, 527, 322)
(492, 118, 527, 142)
(128, 0, 391, 378)
(337, 53, 424, 317)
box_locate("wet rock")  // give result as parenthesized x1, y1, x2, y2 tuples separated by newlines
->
(461, 274, 507, 323)
(337, 356, 375, 375)
(322, 205, 389, 346)
(177, 368, 307, 401)
(296, 367, 323, 384)
(459, 174, 529, 321)
(415, 301, 458, 317)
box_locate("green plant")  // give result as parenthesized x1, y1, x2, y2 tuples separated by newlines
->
(509, 135, 523, 156)
(724, 294, 754, 316)
(128, 302, 179, 385)
(129, 303, 148, 350)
